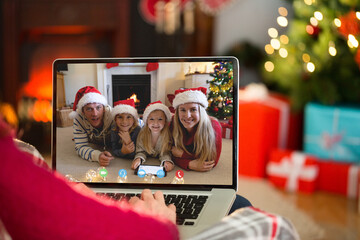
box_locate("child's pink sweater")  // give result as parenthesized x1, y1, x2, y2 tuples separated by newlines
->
(0, 121, 178, 240)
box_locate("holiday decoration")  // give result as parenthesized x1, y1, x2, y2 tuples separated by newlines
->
(207, 61, 234, 120)
(304, 102, 360, 163)
(262, 1, 360, 110)
(267, 150, 319, 193)
(238, 84, 292, 178)
(317, 160, 359, 199)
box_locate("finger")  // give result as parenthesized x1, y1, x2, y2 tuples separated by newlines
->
(104, 151, 112, 157)
(153, 191, 165, 202)
(128, 196, 140, 204)
(141, 189, 154, 201)
(167, 203, 176, 212)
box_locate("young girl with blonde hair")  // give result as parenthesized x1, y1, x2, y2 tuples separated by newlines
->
(132, 101, 174, 172)
(171, 87, 222, 172)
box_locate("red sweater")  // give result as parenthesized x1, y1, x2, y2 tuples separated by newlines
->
(0, 120, 178, 240)
(172, 118, 222, 170)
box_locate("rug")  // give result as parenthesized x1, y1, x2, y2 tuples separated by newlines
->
(237, 176, 325, 240)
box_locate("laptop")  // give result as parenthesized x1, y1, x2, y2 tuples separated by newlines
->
(52, 57, 239, 239)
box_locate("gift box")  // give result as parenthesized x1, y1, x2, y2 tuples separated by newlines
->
(238, 84, 290, 178)
(317, 160, 359, 198)
(56, 108, 73, 127)
(267, 150, 319, 193)
(220, 121, 233, 139)
(304, 103, 360, 163)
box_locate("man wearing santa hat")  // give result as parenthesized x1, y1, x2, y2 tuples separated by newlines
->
(70, 86, 114, 166)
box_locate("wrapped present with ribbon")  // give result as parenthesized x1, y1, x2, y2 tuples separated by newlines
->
(304, 103, 360, 163)
(267, 150, 319, 193)
(220, 121, 233, 139)
(317, 160, 359, 199)
(238, 83, 291, 178)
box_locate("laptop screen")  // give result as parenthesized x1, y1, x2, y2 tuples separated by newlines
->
(52, 57, 238, 190)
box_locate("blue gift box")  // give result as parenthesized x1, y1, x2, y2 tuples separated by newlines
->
(304, 103, 360, 163)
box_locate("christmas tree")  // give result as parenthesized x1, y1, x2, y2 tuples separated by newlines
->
(207, 61, 234, 120)
(262, 0, 360, 111)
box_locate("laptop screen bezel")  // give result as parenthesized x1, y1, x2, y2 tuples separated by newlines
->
(52, 57, 239, 191)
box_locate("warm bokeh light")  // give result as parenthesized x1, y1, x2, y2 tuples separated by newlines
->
(306, 62, 315, 72)
(306, 25, 314, 35)
(302, 53, 310, 62)
(334, 18, 341, 27)
(356, 11, 360, 20)
(278, 7, 288, 17)
(277, 16, 288, 27)
(265, 44, 275, 54)
(32, 100, 52, 122)
(280, 35, 289, 44)
(348, 34, 359, 48)
(329, 46, 337, 56)
(310, 17, 318, 26)
(264, 61, 275, 72)
(279, 48, 288, 58)
(314, 11, 323, 21)
(270, 39, 281, 50)
(268, 28, 278, 38)
(304, 0, 314, 6)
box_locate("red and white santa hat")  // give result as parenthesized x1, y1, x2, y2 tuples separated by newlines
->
(111, 99, 139, 120)
(172, 87, 208, 109)
(69, 86, 108, 119)
(142, 101, 171, 124)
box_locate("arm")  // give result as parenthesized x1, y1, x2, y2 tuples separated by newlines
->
(134, 137, 148, 163)
(0, 131, 179, 239)
(73, 116, 101, 162)
(172, 151, 195, 170)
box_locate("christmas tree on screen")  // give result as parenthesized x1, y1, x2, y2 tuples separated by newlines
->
(262, 0, 360, 110)
(207, 61, 234, 120)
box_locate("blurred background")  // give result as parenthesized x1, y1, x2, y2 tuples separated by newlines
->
(0, 0, 294, 154)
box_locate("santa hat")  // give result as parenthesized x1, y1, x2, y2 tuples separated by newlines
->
(142, 101, 171, 124)
(172, 87, 208, 109)
(111, 99, 139, 120)
(69, 86, 108, 119)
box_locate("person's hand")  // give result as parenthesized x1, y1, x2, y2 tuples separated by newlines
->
(188, 159, 215, 172)
(99, 151, 114, 166)
(121, 141, 135, 155)
(118, 131, 131, 145)
(128, 189, 176, 224)
(171, 146, 183, 158)
(131, 158, 142, 169)
(163, 161, 174, 172)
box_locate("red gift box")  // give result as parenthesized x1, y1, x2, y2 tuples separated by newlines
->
(267, 150, 319, 193)
(238, 90, 290, 177)
(220, 121, 233, 139)
(317, 161, 360, 198)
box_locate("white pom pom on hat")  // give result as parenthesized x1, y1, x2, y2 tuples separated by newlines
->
(111, 98, 139, 120)
(172, 87, 208, 109)
(69, 86, 108, 119)
(142, 101, 171, 124)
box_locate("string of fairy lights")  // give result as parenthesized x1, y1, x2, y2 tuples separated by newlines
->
(263, 0, 360, 74)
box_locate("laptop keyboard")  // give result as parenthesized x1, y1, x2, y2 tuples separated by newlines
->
(97, 192, 208, 225)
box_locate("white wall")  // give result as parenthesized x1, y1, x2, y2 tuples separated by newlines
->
(63, 64, 98, 106)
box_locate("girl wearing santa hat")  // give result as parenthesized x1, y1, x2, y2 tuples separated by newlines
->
(171, 87, 222, 171)
(110, 99, 141, 159)
(132, 101, 174, 172)
(70, 86, 114, 166)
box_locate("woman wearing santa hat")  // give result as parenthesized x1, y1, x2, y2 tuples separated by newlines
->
(70, 86, 114, 166)
(111, 99, 141, 159)
(171, 87, 222, 171)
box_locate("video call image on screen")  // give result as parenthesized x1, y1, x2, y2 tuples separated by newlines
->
(55, 60, 235, 185)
